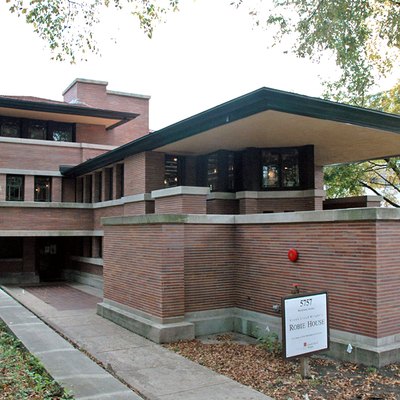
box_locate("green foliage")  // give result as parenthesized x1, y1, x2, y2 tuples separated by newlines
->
(324, 82, 400, 207)
(0, 320, 73, 399)
(255, 329, 282, 355)
(6, 0, 180, 63)
(235, 0, 400, 103)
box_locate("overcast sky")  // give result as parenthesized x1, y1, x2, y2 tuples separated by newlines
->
(0, 0, 394, 130)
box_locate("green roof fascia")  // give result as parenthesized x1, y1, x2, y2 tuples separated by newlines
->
(61, 87, 400, 178)
(0, 97, 138, 128)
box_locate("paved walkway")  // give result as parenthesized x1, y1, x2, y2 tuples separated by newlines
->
(1, 283, 271, 400)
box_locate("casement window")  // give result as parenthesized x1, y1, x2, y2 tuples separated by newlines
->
(261, 149, 300, 189)
(0, 118, 20, 138)
(0, 116, 74, 142)
(34, 176, 51, 202)
(6, 175, 24, 201)
(27, 120, 47, 140)
(205, 151, 236, 192)
(164, 155, 184, 187)
(48, 121, 74, 142)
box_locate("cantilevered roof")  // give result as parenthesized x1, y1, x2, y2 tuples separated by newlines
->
(0, 96, 138, 130)
(62, 87, 400, 177)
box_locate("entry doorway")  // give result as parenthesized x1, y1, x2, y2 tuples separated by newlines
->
(36, 238, 65, 282)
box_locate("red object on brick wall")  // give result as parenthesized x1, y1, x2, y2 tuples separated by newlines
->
(288, 248, 299, 262)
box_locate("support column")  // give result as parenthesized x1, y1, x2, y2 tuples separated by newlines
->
(25, 176, 35, 201)
(0, 174, 6, 201)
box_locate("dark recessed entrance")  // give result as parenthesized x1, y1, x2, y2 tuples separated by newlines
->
(36, 238, 65, 282)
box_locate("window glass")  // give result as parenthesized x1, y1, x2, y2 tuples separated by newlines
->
(262, 149, 300, 189)
(207, 153, 219, 191)
(227, 153, 235, 191)
(164, 155, 180, 187)
(262, 152, 280, 188)
(34, 176, 51, 202)
(1, 119, 20, 138)
(282, 150, 299, 187)
(49, 122, 73, 142)
(28, 121, 46, 140)
(6, 175, 24, 201)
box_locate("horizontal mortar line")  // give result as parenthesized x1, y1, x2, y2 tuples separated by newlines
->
(55, 373, 115, 381)
(78, 390, 135, 400)
(35, 348, 77, 355)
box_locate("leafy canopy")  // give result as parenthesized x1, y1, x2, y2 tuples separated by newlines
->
(324, 81, 400, 207)
(6, 0, 180, 62)
(232, 0, 400, 103)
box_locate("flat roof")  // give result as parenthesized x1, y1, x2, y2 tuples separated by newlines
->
(62, 87, 400, 177)
(0, 96, 138, 130)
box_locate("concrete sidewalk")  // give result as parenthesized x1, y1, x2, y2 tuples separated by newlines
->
(1, 284, 271, 400)
(0, 287, 141, 400)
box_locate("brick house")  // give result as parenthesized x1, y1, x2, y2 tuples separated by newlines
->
(1, 79, 399, 366)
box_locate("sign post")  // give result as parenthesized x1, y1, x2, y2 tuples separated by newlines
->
(282, 292, 329, 378)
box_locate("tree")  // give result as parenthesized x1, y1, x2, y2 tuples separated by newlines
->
(233, 0, 400, 104)
(6, 0, 179, 62)
(324, 82, 400, 207)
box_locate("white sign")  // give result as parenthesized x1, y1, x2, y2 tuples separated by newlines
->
(282, 292, 329, 359)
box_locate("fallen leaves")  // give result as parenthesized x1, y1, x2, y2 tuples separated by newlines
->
(164, 337, 400, 400)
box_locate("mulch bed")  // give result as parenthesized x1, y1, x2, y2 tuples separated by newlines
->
(164, 335, 400, 400)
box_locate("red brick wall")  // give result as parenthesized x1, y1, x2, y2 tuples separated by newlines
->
(235, 221, 379, 338)
(102, 216, 399, 339)
(123, 201, 152, 216)
(0, 174, 5, 201)
(67, 260, 103, 276)
(103, 224, 185, 319)
(0, 208, 93, 230)
(124, 152, 164, 196)
(376, 221, 400, 338)
(52, 178, 62, 202)
(184, 225, 235, 312)
(63, 80, 149, 145)
(0, 141, 110, 171)
(155, 195, 207, 214)
(93, 205, 124, 230)
(239, 197, 318, 214)
(124, 153, 146, 196)
(62, 178, 76, 202)
(145, 152, 165, 192)
(207, 199, 239, 215)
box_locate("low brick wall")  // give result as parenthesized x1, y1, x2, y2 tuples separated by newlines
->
(101, 210, 400, 358)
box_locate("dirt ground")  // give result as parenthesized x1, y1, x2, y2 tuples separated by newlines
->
(164, 333, 400, 400)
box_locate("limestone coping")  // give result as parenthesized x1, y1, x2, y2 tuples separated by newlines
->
(235, 189, 326, 199)
(151, 186, 210, 199)
(70, 256, 104, 266)
(0, 230, 103, 237)
(0, 136, 116, 150)
(102, 207, 400, 226)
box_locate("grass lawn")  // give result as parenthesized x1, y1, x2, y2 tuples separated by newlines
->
(0, 320, 73, 400)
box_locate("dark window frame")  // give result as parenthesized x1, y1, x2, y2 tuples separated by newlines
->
(205, 150, 237, 193)
(34, 176, 52, 202)
(164, 155, 185, 187)
(0, 116, 75, 142)
(6, 175, 24, 201)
